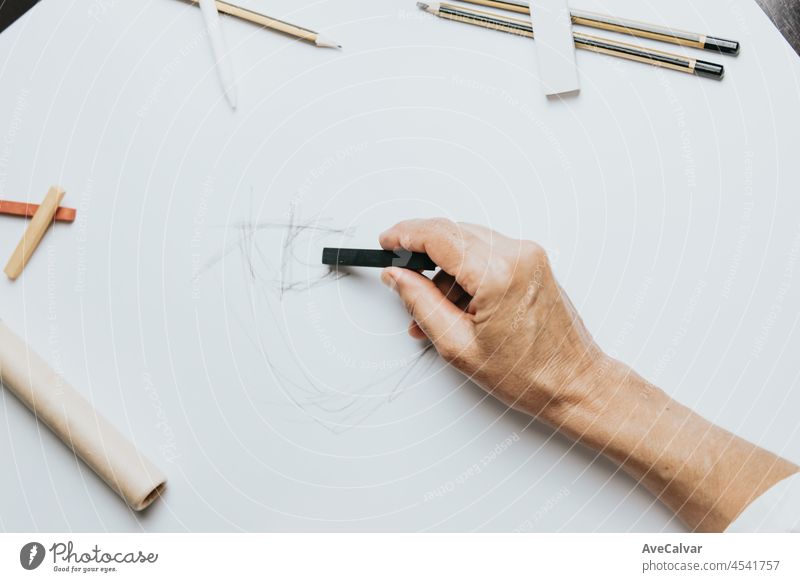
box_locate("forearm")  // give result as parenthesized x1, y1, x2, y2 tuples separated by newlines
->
(377, 220, 798, 531)
(549, 356, 799, 532)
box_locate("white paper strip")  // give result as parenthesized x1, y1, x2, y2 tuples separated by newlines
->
(0, 321, 166, 511)
(529, 0, 580, 95)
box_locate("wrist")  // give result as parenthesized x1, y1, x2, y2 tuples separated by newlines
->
(543, 354, 669, 454)
(538, 354, 800, 531)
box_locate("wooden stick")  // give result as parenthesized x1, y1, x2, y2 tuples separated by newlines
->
(4, 186, 65, 280)
(0, 199, 76, 222)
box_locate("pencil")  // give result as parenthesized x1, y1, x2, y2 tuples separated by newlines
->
(460, 0, 740, 55)
(417, 2, 724, 79)
(322, 248, 437, 271)
(185, 0, 341, 48)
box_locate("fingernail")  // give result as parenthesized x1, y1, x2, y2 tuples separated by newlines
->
(381, 268, 397, 291)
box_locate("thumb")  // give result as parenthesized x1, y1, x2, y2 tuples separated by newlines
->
(382, 267, 472, 350)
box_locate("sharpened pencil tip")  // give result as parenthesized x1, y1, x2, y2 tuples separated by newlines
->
(315, 33, 342, 49)
(417, 2, 429, 9)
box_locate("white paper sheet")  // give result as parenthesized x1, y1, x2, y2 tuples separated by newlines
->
(530, 0, 580, 94)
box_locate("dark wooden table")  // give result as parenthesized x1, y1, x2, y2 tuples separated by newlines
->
(0, 0, 798, 53)
(0, 0, 39, 33)
(756, 0, 800, 54)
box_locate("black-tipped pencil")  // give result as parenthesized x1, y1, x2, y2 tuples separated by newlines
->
(417, 2, 724, 80)
(459, 0, 740, 55)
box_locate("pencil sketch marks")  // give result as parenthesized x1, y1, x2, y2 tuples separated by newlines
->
(201, 202, 353, 294)
(200, 203, 439, 433)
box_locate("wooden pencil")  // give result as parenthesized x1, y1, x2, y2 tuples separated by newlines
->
(460, 0, 740, 54)
(417, 2, 724, 79)
(184, 0, 341, 48)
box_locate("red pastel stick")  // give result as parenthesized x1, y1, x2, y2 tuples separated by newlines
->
(0, 199, 76, 222)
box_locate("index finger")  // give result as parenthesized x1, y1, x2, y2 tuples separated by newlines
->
(379, 218, 489, 296)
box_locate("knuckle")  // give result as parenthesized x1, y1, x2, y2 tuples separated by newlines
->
(430, 217, 457, 232)
(402, 294, 420, 320)
(458, 272, 475, 294)
(522, 240, 547, 264)
(434, 218, 465, 246)
(434, 328, 477, 367)
(436, 341, 457, 362)
(517, 241, 549, 284)
(494, 261, 514, 283)
(399, 233, 414, 250)
(437, 341, 469, 366)
(479, 261, 513, 294)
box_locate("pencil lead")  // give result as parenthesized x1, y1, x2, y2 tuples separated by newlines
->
(315, 33, 342, 49)
(417, 2, 438, 13)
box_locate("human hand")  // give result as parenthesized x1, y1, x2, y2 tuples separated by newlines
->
(379, 218, 604, 423)
(379, 218, 798, 532)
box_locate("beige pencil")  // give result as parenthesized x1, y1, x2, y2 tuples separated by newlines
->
(459, 0, 739, 54)
(4, 186, 65, 280)
(418, 2, 724, 79)
(185, 0, 341, 48)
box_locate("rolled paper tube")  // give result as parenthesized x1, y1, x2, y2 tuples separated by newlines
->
(0, 321, 167, 511)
